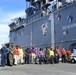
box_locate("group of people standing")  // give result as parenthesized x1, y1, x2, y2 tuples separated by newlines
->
(25, 46, 72, 64)
(0, 43, 72, 67)
(0, 43, 24, 67)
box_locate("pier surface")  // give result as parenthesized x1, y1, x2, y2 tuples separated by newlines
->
(0, 63, 76, 75)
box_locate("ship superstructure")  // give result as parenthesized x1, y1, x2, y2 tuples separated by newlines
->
(9, 0, 76, 50)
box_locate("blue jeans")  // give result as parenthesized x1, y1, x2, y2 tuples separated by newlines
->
(39, 56, 42, 64)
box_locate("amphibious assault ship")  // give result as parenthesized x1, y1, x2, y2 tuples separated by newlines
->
(9, 0, 76, 50)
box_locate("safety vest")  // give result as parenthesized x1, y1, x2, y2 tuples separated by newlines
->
(61, 49, 66, 55)
(56, 48, 60, 55)
(19, 48, 24, 55)
(67, 50, 71, 55)
(50, 50, 54, 56)
(13, 48, 20, 55)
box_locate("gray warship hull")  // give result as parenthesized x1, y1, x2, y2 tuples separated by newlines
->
(9, 0, 76, 50)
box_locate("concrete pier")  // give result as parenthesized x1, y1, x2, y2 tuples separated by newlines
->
(0, 63, 76, 75)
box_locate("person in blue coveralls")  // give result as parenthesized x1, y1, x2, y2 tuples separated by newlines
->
(73, 48, 76, 54)
(1, 44, 9, 67)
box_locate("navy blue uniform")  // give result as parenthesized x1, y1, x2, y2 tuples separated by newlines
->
(1, 47, 9, 66)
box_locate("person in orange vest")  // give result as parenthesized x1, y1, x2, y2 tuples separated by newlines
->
(67, 49, 71, 62)
(61, 48, 66, 63)
(13, 45, 20, 65)
(54, 46, 61, 63)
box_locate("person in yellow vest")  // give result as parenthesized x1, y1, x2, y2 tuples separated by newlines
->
(19, 46, 24, 64)
(49, 48, 54, 64)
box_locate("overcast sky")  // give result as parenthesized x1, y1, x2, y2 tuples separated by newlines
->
(0, 0, 26, 48)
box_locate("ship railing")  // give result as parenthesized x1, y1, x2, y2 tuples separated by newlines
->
(58, 0, 76, 9)
(10, 23, 26, 32)
(26, 9, 52, 24)
(55, 39, 76, 44)
(9, 18, 27, 31)
(26, 10, 42, 24)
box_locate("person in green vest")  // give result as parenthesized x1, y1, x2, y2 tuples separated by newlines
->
(9, 43, 15, 66)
